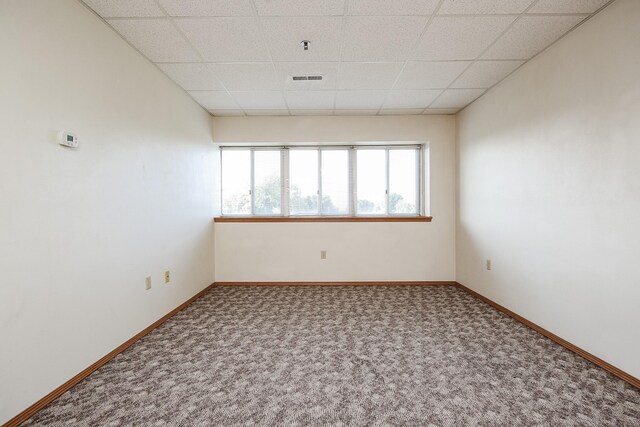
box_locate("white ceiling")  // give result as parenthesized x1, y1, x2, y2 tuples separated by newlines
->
(82, 0, 612, 116)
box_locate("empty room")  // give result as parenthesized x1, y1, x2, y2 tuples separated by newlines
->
(1, 0, 639, 425)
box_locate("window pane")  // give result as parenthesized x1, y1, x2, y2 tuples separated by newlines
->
(254, 150, 281, 215)
(356, 149, 386, 215)
(221, 150, 251, 215)
(289, 150, 318, 215)
(389, 149, 418, 214)
(321, 150, 349, 215)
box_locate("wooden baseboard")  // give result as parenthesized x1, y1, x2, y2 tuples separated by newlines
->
(3, 283, 217, 427)
(6, 281, 637, 426)
(454, 281, 640, 390)
(215, 281, 455, 286)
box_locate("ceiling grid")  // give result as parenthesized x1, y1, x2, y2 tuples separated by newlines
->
(81, 0, 614, 116)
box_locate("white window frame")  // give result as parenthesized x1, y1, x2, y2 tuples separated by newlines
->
(220, 144, 427, 218)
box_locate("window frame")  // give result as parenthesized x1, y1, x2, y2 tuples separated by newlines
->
(219, 144, 428, 219)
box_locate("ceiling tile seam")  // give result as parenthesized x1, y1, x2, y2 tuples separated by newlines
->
(152, 0, 247, 115)
(434, 13, 589, 18)
(376, 0, 447, 114)
(151, 59, 536, 65)
(75, 0, 220, 117)
(152, 0, 201, 63)
(249, 0, 291, 116)
(332, 0, 351, 114)
(425, 0, 543, 110)
(522, 13, 591, 17)
(188, 88, 460, 93)
(99, 13, 592, 20)
(457, 0, 615, 114)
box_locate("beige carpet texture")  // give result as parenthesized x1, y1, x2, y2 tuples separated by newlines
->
(22, 286, 640, 426)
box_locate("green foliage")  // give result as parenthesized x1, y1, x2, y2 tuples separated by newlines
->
(224, 175, 415, 215)
(357, 199, 375, 213)
(290, 185, 317, 214)
(223, 192, 250, 214)
(389, 192, 416, 213)
(254, 174, 281, 214)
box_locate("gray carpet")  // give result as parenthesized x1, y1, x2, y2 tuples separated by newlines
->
(23, 286, 640, 426)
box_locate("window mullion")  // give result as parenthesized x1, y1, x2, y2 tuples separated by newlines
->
(422, 145, 429, 217)
(349, 147, 356, 216)
(250, 149, 255, 215)
(221, 144, 425, 218)
(317, 149, 322, 216)
(416, 147, 421, 216)
(282, 148, 289, 217)
(385, 148, 390, 215)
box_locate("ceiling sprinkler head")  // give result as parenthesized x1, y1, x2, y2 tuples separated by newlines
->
(301, 40, 310, 51)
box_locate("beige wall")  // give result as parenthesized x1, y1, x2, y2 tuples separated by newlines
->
(213, 116, 456, 282)
(0, 1, 216, 423)
(456, 0, 640, 379)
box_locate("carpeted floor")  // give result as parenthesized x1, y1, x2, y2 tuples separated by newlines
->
(23, 286, 640, 426)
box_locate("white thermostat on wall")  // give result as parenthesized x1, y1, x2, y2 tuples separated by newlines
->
(58, 131, 79, 148)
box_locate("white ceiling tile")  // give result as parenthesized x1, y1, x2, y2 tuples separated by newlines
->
(275, 62, 339, 90)
(414, 16, 515, 60)
(334, 90, 388, 109)
(82, 0, 164, 17)
(231, 91, 288, 110)
(395, 61, 471, 89)
(156, 63, 223, 90)
(107, 19, 199, 62)
(245, 110, 290, 116)
(209, 110, 245, 116)
(254, 0, 345, 16)
(188, 91, 239, 109)
(439, 0, 535, 15)
(430, 89, 485, 108)
(348, 0, 439, 15)
(529, 0, 610, 14)
(423, 108, 460, 114)
(99, 0, 607, 117)
(341, 16, 429, 61)
(482, 15, 586, 60)
(337, 62, 404, 90)
(383, 90, 442, 109)
(451, 60, 524, 88)
(379, 109, 425, 115)
(157, 0, 254, 16)
(175, 18, 270, 61)
(262, 17, 342, 62)
(290, 110, 335, 116)
(284, 91, 336, 109)
(209, 63, 280, 90)
(334, 110, 379, 115)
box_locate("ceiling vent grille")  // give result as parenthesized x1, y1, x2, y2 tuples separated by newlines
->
(291, 75, 323, 81)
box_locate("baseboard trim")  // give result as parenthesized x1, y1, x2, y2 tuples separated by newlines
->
(215, 281, 456, 286)
(454, 281, 640, 390)
(6, 280, 637, 426)
(3, 283, 217, 427)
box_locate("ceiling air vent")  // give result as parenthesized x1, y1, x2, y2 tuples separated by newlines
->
(291, 75, 323, 81)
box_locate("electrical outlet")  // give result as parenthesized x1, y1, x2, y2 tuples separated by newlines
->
(321, 250, 327, 260)
(165, 270, 170, 284)
(486, 260, 492, 271)
(145, 276, 152, 290)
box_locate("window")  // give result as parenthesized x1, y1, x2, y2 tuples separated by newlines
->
(220, 145, 424, 218)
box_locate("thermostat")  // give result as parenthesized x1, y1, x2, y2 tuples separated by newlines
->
(58, 131, 79, 148)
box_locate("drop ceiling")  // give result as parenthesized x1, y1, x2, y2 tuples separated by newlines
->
(82, 0, 612, 116)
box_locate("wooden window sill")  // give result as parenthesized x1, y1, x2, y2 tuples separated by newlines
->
(214, 216, 432, 223)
